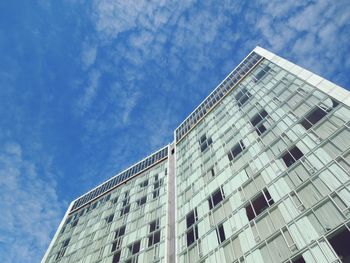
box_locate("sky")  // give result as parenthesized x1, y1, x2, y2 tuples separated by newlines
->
(0, 0, 349, 262)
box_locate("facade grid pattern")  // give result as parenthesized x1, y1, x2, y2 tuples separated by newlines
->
(42, 47, 350, 263)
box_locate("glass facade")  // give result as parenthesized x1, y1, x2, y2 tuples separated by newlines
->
(43, 47, 350, 263)
(43, 159, 168, 263)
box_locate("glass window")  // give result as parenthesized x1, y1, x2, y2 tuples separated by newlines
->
(115, 225, 126, 239)
(128, 240, 141, 255)
(246, 189, 274, 221)
(216, 224, 226, 243)
(208, 188, 224, 210)
(149, 219, 160, 232)
(120, 204, 130, 216)
(255, 65, 271, 81)
(328, 227, 350, 262)
(300, 99, 338, 130)
(140, 179, 149, 188)
(228, 140, 245, 161)
(153, 189, 160, 199)
(148, 230, 161, 247)
(186, 225, 199, 247)
(137, 196, 147, 206)
(282, 146, 304, 168)
(106, 214, 114, 223)
(112, 251, 121, 263)
(186, 208, 198, 228)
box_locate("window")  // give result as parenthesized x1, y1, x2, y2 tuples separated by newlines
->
(115, 225, 126, 239)
(122, 197, 130, 207)
(148, 230, 161, 247)
(129, 240, 141, 255)
(62, 238, 70, 248)
(208, 188, 224, 210)
(137, 196, 147, 206)
(106, 214, 114, 223)
(153, 189, 159, 199)
(300, 99, 338, 130)
(112, 251, 121, 263)
(71, 219, 78, 228)
(282, 146, 304, 168)
(328, 227, 350, 262)
(216, 224, 226, 243)
(111, 197, 118, 204)
(154, 179, 163, 189)
(199, 134, 213, 153)
(111, 239, 122, 252)
(228, 140, 245, 161)
(235, 87, 252, 107)
(250, 109, 268, 136)
(255, 65, 271, 82)
(149, 219, 160, 232)
(186, 225, 199, 246)
(140, 179, 148, 188)
(186, 208, 198, 228)
(120, 204, 130, 216)
(292, 256, 306, 263)
(245, 189, 274, 221)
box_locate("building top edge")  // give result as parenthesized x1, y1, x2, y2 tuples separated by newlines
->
(70, 144, 169, 212)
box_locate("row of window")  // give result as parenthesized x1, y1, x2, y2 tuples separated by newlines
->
(175, 52, 262, 141)
(71, 148, 168, 212)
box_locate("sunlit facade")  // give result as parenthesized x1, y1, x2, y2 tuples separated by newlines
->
(42, 47, 350, 263)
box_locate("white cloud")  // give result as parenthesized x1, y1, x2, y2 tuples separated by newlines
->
(0, 142, 63, 263)
(77, 70, 101, 114)
(81, 43, 97, 69)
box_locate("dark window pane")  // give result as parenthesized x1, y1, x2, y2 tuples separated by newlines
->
(186, 226, 198, 247)
(246, 203, 255, 221)
(148, 230, 161, 247)
(216, 224, 226, 243)
(140, 179, 149, 187)
(255, 65, 271, 81)
(292, 256, 306, 263)
(137, 196, 147, 206)
(111, 240, 121, 252)
(186, 208, 197, 228)
(328, 228, 350, 262)
(120, 205, 130, 216)
(300, 118, 312, 130)
(230, 140, 245, 160)
(129, 241, 140, 254)
(200, 135, 207, 144)
(62, 238, 70, 247)
(111, 197, 118, 204)
(227, 152, 233, 161)
(209, 188, 224, 210)
(153, 230, 160, 244)
(307, 107, 327, 125)
(115, 225, 126, 239)
(153, 189, 159, 198)
(301, 106, 328, 130)
(238, 94, 251, 106)
(282, 146, 304, 168)
(200, 142, 208, 152)
(149, 219, 159, 232)
(106, 214, 114, 223)
(112, 251, 121, 263)
(256, 124, 267, 135)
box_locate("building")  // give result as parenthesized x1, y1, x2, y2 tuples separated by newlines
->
(42, 47, 350, 263)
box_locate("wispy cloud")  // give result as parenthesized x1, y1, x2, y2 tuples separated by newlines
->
(0, 142, 63, 263)
(81, 42, 97, 69)
(77, 69, 101, 114)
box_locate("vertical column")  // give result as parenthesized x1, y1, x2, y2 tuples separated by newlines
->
(166, 143, 176, 263)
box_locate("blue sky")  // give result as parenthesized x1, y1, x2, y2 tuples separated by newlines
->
(0, 0, 349, 262)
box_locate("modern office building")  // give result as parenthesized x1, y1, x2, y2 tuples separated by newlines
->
(42, 47, 350, 263)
